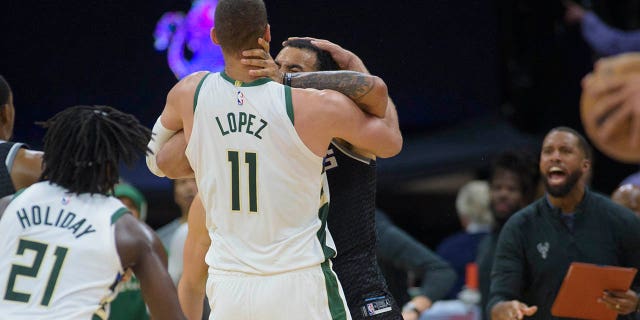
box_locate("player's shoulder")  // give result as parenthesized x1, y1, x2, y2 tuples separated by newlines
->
(291, 87, 349, 114)
(169, 71, 211, 96)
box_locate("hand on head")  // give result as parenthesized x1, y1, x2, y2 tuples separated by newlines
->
(284, 37, 368, 73)
(241, 37, 282, 82)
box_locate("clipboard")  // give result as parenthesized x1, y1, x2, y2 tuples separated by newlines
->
(551, 262, 637, 320)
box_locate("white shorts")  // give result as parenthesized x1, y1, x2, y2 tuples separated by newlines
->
(206, 261, 351, 320)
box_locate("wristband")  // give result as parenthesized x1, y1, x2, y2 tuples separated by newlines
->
(402, 301, 420, 315)
(283, 73, 292, 87)
(146, 116, 177, 177)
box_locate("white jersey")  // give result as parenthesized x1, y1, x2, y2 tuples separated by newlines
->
(186, 72, 335, 275)
(0, 182, 126, 320)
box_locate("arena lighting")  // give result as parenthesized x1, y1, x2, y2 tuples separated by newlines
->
(154, 0, 224, 79)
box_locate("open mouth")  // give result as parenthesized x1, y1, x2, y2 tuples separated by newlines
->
(547, 166, 566, 184)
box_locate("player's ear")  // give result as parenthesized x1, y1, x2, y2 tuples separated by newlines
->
(211, 27, 220, 45)
(264, 24, 271, 43)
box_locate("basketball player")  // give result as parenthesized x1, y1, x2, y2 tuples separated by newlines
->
(147, 1, 401, 319)
(0, 106, 186, 320)
(272, 38, 405, 319)
(154, 37, 405, 319)
(0, 75, 44, 197)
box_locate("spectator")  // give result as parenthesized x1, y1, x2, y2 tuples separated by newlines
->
(437, 180, 492, 299)
(156, 178, 197, 251)
(375, 209, 456, 319)
(564, 1, 640, 57)
(488, 127, 640, 320)
(475, 151, 539, 319)
(612, 183, 640, 217)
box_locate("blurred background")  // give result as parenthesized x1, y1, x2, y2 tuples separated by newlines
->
(1, 0, 639, 248)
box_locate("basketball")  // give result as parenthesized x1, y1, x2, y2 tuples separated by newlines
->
(580, 53, 640, 163)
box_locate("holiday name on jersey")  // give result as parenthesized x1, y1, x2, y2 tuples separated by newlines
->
(216, 112, 268, 139)
(15, 206, 96, 239)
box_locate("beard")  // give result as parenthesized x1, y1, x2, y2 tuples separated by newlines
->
(543, 169, 583, 197)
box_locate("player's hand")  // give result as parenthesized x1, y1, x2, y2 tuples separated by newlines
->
(598, 289, 639, 315)
(242, 37, 283, 83)
(582, 73, 640, 147)
(284, 37, 368, 73)
(491, 300, 538, 320)
(401, 309, 419, 320)
(563, 0, 586, 25)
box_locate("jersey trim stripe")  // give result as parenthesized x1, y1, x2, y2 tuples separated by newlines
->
(11, 188, 25, 200)
(220, 71, 273, 87)
(330, 140, 374, 165)
(321, 260, 348, 320)
(284, 85, 294, 124)
(110, 207, 129, 225)
(193, 72, 212, 112)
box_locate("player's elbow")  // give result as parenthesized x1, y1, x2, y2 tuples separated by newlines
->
(156, 151, 193, 179)
(375, 131, 403, 158)
(368, 76, 389, 116)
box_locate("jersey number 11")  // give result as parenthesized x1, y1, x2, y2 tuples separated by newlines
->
(228, 150, 258, 213)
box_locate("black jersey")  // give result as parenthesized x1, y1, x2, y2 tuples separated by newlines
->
(324, 141, 402, 320)
(0, 142, 24, 198)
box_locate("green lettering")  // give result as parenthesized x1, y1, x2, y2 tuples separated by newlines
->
(215, 116, 229, 136)
(227, 113, 237, 132)
(238, 112, 248, 133)
(247, 114, 256, 135)
(254, 119, 268, 139)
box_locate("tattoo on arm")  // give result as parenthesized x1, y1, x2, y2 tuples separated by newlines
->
(289, 71, 374, 101)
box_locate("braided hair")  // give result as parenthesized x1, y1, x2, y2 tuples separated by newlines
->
(39, 105, 151, 195)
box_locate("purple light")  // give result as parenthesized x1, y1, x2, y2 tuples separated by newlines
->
(154, 0, 224, 79)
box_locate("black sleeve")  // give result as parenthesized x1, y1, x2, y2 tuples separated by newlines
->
(487, 214, 527, 315)
(375, 210, 457, 302)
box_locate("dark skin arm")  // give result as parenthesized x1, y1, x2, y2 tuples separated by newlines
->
(115, 213, 186, 320)
(10, 149, 43, 190)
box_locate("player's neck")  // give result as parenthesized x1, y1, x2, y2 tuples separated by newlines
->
(224, 58, 264, 83)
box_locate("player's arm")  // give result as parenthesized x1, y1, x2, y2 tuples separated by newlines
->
(307, 89, 402, 158)
(146, 72, 206, 177)
(115, 213, 186, 320)
(240, 40, 388, 118)
(10, 149, 43, 190)
(288, 71, 388, 118)
(178, 193, 210, 320)
(156, 131, 194, 179)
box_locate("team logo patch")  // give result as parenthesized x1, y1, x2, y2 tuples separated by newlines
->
(61, 195, 72, 205)
(361, 296, 393, 317)
(537, 242, 549, 259)
(237, 91, 245, 105)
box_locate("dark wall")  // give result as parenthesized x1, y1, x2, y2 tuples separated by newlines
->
(2, 0, 638, 232)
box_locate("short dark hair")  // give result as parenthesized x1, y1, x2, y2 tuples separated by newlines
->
(0, 75, 11, 106)
(214, 0, 267, 53)
(40, 105, 151, 195)
(489, 150, 540, 202)
(548, 126, 593, 161)
(284, 39, 340, 71)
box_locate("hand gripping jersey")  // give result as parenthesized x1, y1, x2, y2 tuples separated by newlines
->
(0, 182, 126, 320)
(324, 142, 402, 319)
(186, 72, 335, 275)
